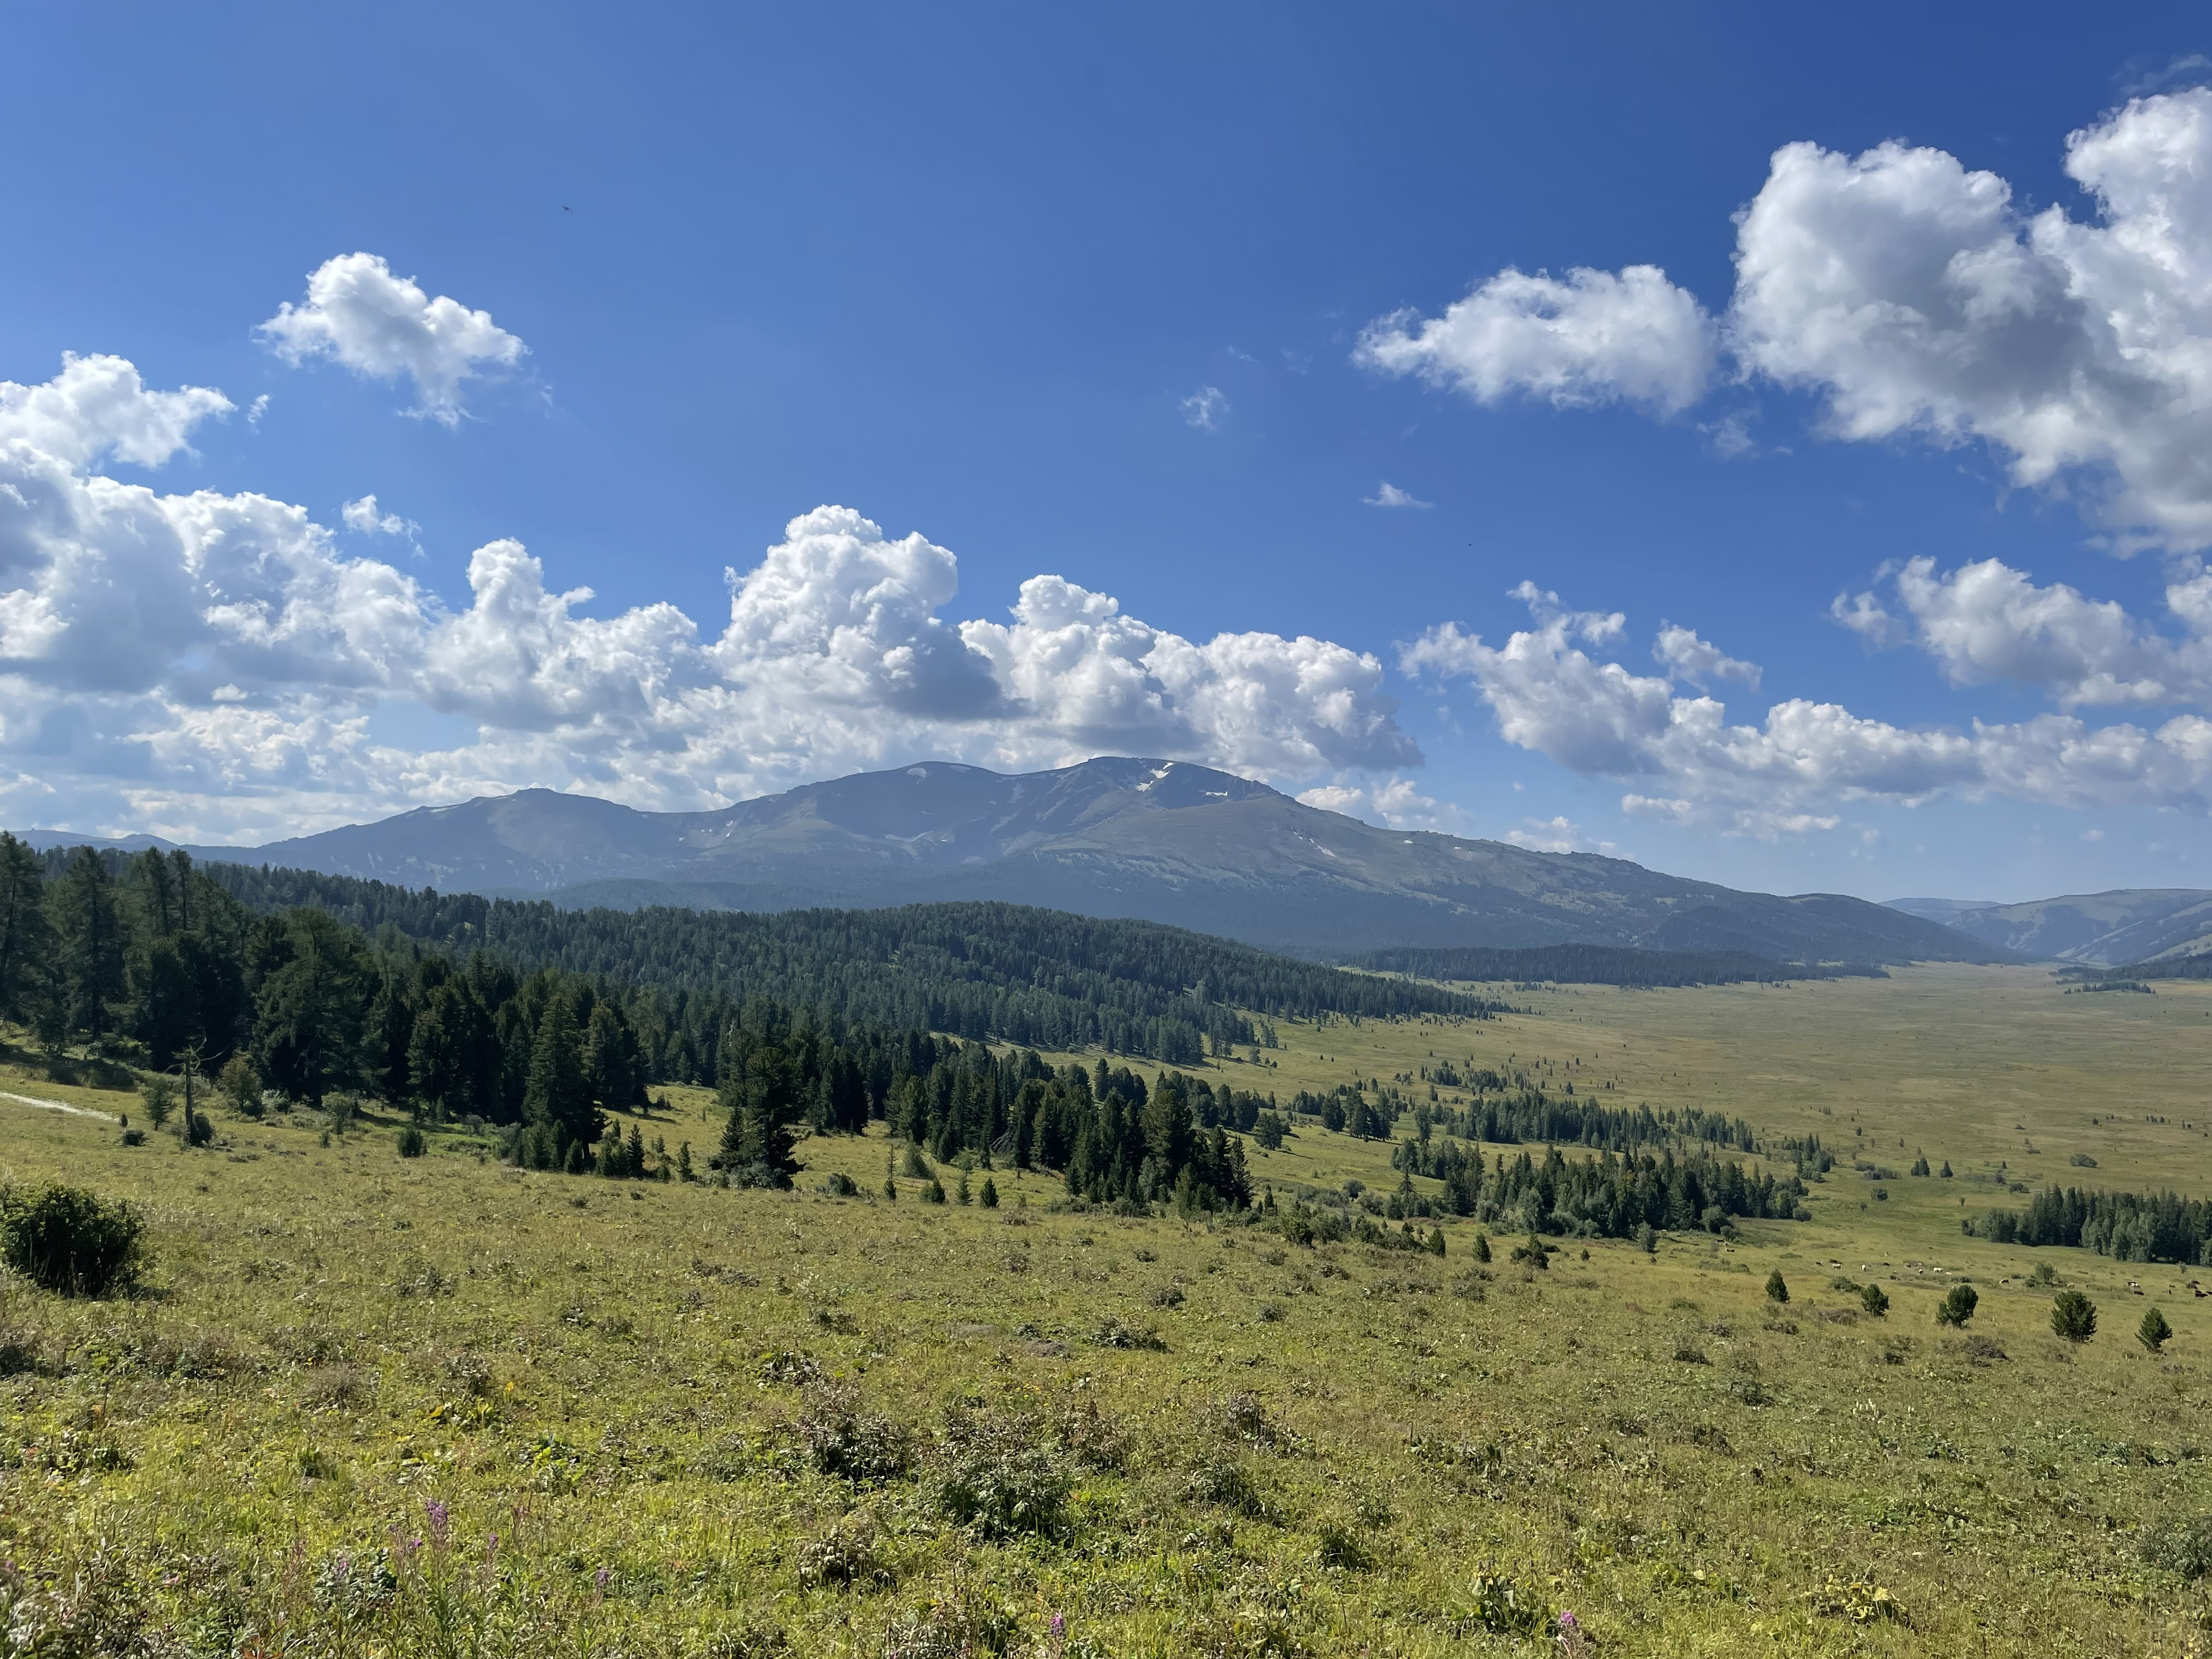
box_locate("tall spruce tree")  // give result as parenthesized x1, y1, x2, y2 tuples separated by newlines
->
(715, 1044, 800, 1185)
(57, 848, 127, 1042)
(522, 995, 598, 1153)
(252, 911, 368, 1107)
(0, 834, 55, 1024)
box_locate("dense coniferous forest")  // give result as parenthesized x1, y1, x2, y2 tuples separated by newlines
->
(1347, 943, 1884, 987)
(0, 837, 1500, 1211)
(1968, 1183, 2212, 1265)
(189, 860, 1494, 1061)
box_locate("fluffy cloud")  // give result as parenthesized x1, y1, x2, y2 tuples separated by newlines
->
(1652, 623, 1760, 690)
(1504, 816, 1617, 855)
(1837, 554, 2212, 708)
(0, 353, 231, 469)
(342, 494, 419, 541)
(258, 253, 526, 424)
(1731, 90, 2212, 550)
(0, 356, 1417, 839)
(1366, 89, 2212, 550)
(1405, 582, 2212, 833)
(1356, 265, 1717, 415)
(1295, 776, 1462, 831)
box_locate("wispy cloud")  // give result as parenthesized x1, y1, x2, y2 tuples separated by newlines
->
(1364, 481, 1432, 509)
(1180, 386, 1228, 430)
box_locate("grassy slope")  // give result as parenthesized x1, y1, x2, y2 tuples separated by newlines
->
(0, 965, 2207, 1655)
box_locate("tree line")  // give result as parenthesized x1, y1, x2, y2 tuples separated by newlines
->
(0, 839, 1295, 1207)
(1967, 1184, 2212, 1265)
(1346, 943, 1885, 988)
(193, 861, 1494, 1063)
(1384, 1137, 1807, 1237)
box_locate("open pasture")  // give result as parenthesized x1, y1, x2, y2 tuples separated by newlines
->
(0, 964, 2209, 1656)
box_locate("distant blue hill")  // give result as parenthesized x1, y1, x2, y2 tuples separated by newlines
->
(14, 757, 2008, 964)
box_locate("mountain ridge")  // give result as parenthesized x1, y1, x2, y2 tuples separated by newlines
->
(1894, 888, 2212, 967)
(13, 757, 2007, 963)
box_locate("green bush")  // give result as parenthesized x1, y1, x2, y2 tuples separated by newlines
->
(2138, 1306, 2172, 1354)
(1860, 1282, 1890, 1317)
(397, 1125, 427, 1158)
(0, 1183, 147, 1297)
(930, 1406, 1071, 1539)
(1936, 1284, 1978, 1327)
(2140, 1513, 2212, 1579)
(2051, 1289, 2098, 1344)
(1765, 1269, 1790, 1304)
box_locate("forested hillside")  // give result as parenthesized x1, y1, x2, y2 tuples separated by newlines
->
(0, 837, 1514, 1209)
(192, 858, 1488, 1060)
(1348, 943, 1885, 986)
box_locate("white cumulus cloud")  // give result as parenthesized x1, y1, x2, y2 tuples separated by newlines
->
(1366, 89, 2212, 551)
(1356, 265, 1717, 415)
(1837, 554, 2212, 708)
(0, 354, 1419, 840)
(1730, 89, 2212, 550)
(258, 253, 527, 425)
(0, 353, 231, 470)
(342, 494, 420, 543)
(1653, 623, 1760, 690)
(1404, 582, 2212, 834)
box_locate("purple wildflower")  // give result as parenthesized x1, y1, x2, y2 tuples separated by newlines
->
(426, 1500, 450, 1547)
(595, 1566, 610, 1591)
(1051, 1611, 1066, 1637)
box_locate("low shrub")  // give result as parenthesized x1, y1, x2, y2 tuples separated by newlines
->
(0, 1183, 146, 1297)
(2140, 1513, 2212, 1579)
(930, 1406, 1072, 1540)
(1184, 1453, 1269, 1517)
(795, 1380, 911, 1484)
(1091, 1317, 1167, 1351)
(796, 1511, 890, 1589)
(396, 1125, 426, 1158)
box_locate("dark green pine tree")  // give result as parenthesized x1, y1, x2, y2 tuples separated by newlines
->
(0, 834, 57, 1025)
(1141, 1079, 1194, 1190)
(714, 1046, 800, 1186)
(523, 996, 599, 1158)
(251, 912, 368, 1108)
(366, 969, 416, 1104)
(57, 848, 127, 1043)
(584, 1001, 642, 1110)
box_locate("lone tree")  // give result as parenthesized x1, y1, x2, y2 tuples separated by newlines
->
(1936, 1283, 1979, 1327)
(1764, 1269, 1790, 1304)
(1860, 1282, 1890, 1318)
(2052, 1289, 2099, 1344)
(2138, 1306, 2174, 1355)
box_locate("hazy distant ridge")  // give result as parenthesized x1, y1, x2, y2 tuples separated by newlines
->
(14, 757, 2005, 963)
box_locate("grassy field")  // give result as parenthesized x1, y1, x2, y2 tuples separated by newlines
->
(1, 964, 2210, 1655)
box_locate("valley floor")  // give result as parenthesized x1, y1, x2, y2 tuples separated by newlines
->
(1, 964, 2209, 1655)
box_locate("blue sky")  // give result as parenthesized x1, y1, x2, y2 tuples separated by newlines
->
(5, 3, 2212, 902)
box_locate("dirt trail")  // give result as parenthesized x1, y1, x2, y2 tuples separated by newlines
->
(0, 1090, 119, 1122)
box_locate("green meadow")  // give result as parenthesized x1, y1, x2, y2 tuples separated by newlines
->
(2, 963, 2209, 1656)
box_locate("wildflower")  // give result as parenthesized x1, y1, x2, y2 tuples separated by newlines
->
(595, 1565, 610, 1591)
(426, 1499, 450, 1547)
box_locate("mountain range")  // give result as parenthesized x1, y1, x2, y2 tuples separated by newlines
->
(14, 757, 2003, 964)
(1888, 889, 2212, 967)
